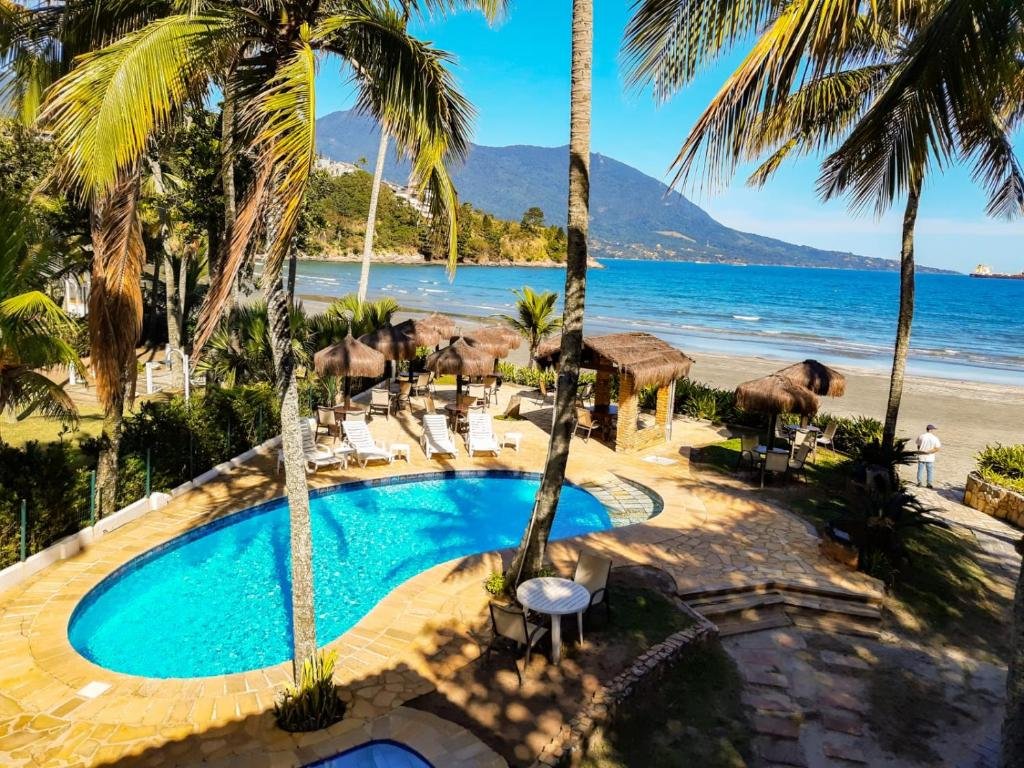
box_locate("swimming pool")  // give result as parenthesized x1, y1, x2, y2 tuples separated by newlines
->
(68, 471, 615, 678)
(306, 740, 431, 768)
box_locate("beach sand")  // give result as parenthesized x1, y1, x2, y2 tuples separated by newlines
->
(304, 297, 1024, 493)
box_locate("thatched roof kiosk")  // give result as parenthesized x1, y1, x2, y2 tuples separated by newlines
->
(426, 337, 496, 401)
(774, 359, 846, 398)
(535, 332, 693, 453)
(313, 332, 386, 406)
(735, 374, 820, 450)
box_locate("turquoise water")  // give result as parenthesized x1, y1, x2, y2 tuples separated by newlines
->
(68, 472, 611, 678)
(294, 260, 1024, 384)
(307, 741, 431, 768)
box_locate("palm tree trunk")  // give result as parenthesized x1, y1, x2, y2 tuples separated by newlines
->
(95, 375, 128, 518)
(358, 131, 389, 304)
(163, 252, 184, 389)
(1005, 538, 1024, 767)
(222, 83, 240, 312)
(266, 276, 318, 680)
(287, 247, 299, 301)
(881, 177, 921, 452)
(508, 0, 592, 582)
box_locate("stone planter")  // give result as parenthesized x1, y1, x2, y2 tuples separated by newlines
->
(964, 471, 1024, 528)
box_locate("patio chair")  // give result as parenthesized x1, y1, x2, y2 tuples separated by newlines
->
(466, 413, 501, 457)
(342, 421, 393, 467)
(816, 422, 838, 453)
(413, 371, 433, 397)
(482, 375, 500, 405)
(422, 394, 437, 414)
(791, 429, 814, 453)
(573, 407, 600, 442)
(737, 433, 759, 469)
(278, 418, 342, 475)
(761, 449, 790, 488)
(528, 377, 552, 405)
(395, 381, 413, 412)
(574, 552, 612, 625)
(367, 387, 392, 421)
(788, 444, 813, 482)
(484, 602, 548, 686)
(344, 409, 366, 422)
(468, 382, 486, 405)
(316, 406, 340, 444)
(421, 414, 458, 459)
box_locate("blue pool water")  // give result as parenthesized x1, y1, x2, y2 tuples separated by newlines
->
(306, 740, 431, 768)
(68, 472, 613, 678)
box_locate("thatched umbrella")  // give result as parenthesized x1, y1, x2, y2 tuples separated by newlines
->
(774, 359, 846, 398)
(392, 318, 444, 348)
(735, 374, 820, 450)
(426, 337, 495, 401)
(358, 325, 419, 361)
(459, 327, 514, 359)
(314, 332, 386, 407)
(420, 312, 455, 339)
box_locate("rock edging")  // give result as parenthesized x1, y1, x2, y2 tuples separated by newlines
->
(964, 471, 1024, 528)
(529, 608, 718, 768)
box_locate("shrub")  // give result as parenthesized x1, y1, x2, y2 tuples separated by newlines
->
(273, 651, 346, 732)
(976, 444, 1024, 493)
(484, 571, 508, 596)
(0, 441, 90, 568)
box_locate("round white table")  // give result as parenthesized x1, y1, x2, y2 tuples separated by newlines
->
(516, 577, 591, 663)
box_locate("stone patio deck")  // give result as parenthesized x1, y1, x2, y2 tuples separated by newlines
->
(0, 384, 882, 767)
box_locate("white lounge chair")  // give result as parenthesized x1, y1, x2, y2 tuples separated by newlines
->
(421, 414, 458, 459)
(342, 420, 393, 467)
(466, 413, 500, 457)
(277, 418, 343, 474)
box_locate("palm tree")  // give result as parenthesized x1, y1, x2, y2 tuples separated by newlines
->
(623, 0, 1023, 453)
(39, 1, 469, 680)
(0, 194, 84, 436)
(499, 286, 561, 366)
(355, 0, 506, 303)
(507, 0, 593, 581)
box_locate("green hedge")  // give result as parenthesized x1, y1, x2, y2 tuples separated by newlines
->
(976, 444, 1024, 493)
(816, 413, 883, 457)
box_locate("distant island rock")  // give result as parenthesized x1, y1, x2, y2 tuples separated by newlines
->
(317, 109, 956, 275)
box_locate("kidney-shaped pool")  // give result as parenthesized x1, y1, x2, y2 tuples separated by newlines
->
(68, 471, 616, 678)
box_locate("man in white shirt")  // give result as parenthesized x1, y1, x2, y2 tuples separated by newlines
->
(916, 424, 941, 488)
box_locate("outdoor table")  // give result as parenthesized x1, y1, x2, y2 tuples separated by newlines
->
(332, 404, 367, 418)
(754, 445, 789, 461)
(784, 424, 821, 434)
(444, 402, 468, 431)
(516, 577, 591, 664)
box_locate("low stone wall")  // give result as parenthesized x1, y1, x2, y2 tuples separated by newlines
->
(964, 471, 1024, 528)
(529, 609, 718, 767)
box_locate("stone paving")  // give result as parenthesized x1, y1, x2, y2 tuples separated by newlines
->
(726, 627, 1006, 767)
(0, 384, 882, 767)
(920, 486, 1022, 580)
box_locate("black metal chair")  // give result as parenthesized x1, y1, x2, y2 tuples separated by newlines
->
(484, 602, 548, 686)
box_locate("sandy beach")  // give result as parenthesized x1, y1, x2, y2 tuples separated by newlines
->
(302, 296, 1024, 492)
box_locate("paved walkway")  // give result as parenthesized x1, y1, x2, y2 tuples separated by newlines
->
(0, 384, 881, 767)
(726, 627, 1006, 767)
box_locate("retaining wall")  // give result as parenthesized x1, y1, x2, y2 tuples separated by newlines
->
(964, 471, 1024, 528)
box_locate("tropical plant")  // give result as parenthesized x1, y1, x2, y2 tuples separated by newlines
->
(273, 650, 346, 733)
(319, 294, 399, 339)
(483, 570, 507, 596)
(817, 413, 884, 456)
(508, 0, 594, 583)
(499, 286, 562, 366)
(976, 444, 1024, 493)
(0, 194, 84, 434)
(38, 0, 471, 684)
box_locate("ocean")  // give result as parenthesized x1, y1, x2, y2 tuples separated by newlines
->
(294, 259, 1024, 386)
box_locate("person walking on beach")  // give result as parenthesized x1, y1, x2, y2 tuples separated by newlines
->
(916, 424, 941, 488)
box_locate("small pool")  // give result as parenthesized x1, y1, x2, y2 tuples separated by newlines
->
(306, 740, 431, 768)
(69, 471, 615, 678)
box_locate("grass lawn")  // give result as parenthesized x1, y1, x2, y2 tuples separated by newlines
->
(694, 438, 1013, 662)
(0, 403, 106, 450)
(580, 642, 751, 768)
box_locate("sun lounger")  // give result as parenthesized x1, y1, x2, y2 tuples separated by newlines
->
(421, 414, 458, 459)
(342, 421, 393, 467)
(466, 413, 500, 457)
(277, 418, 343, 474)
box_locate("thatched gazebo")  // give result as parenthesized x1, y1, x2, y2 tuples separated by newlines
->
(358, 325, 419, 362)
(392, 318, 445, 348)
(426, 337, 495, 401)
(775, 359, 846, 398)
(421, 312, 455, 339)
(460, 326, 520, 359)
(313, 332, 386, 407)
(535, 332, 693, 453)
(735, 374, 820, 449)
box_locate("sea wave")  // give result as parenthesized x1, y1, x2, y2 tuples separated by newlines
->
(733, 315, 760, 321)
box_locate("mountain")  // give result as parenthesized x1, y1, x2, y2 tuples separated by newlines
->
(317, 110, 942, 272)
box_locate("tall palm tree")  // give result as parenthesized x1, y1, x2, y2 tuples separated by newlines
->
(499, 285, 561, 366)
(623, 0, 1023, 454)
(507, 0, 593, 581)
(39, 1, 469, 680)
(355, 0, 506, 303)
(0, 194, 84, 435)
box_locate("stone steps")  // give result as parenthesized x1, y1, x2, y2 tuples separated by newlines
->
(683, 582, 882, 638)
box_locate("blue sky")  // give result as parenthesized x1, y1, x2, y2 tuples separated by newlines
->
(317, 3, 1024, 273)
